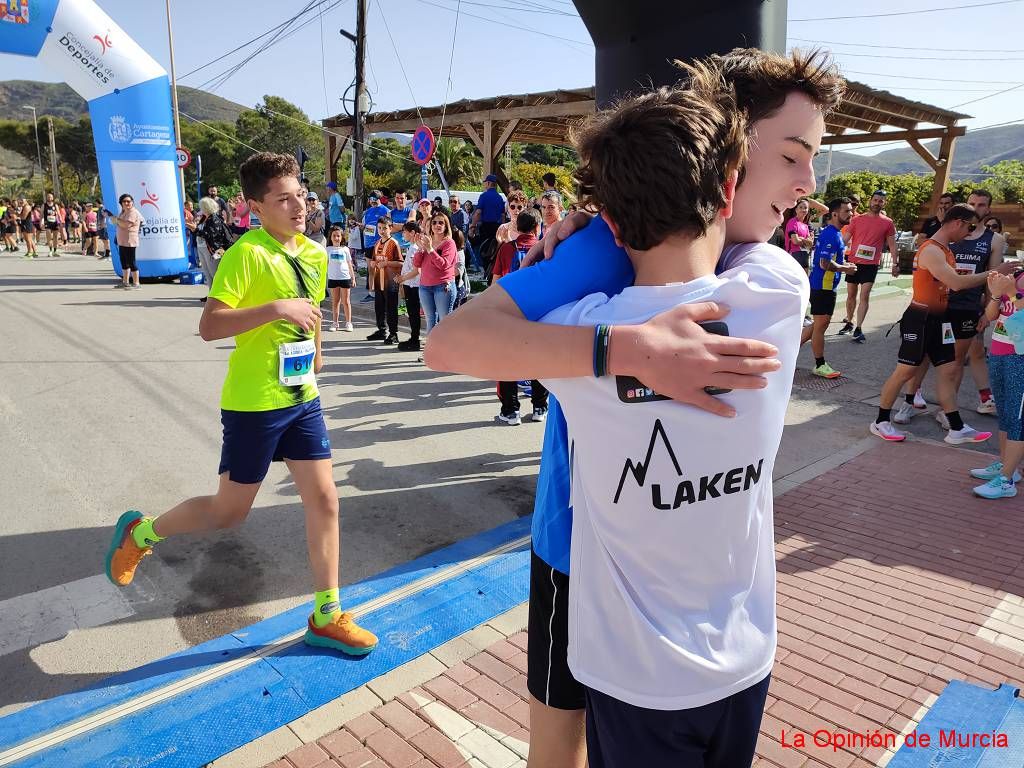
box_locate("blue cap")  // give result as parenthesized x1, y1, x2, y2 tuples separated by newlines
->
(872, 189, 887, 197)
(326, 181, 337, 190)
(484, 174, 498, 183)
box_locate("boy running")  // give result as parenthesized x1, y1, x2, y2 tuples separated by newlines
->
(104, 152, 378, 656)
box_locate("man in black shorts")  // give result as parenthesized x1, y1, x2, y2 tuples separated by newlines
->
(42, 193, 61, 256)
(871, 204, 996, 445)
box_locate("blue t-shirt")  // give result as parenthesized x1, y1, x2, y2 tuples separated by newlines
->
(361, 204, 391, 249)
(499, 216, 634, 573)
(390, 205, 412, 249)
(328, 193, 345, 224)
(809, 224, 845, 292)
(476, 188, 506, 224)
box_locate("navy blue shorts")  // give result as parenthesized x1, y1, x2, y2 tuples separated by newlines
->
(219, 397, 331, 484)
(585, 675, 771, 768)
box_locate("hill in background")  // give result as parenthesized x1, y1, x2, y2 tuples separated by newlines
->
(0, 80, 247, 123)
(814, 124, 1024, 183)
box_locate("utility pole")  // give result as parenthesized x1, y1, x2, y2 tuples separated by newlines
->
(339, 0, 367, 220)
(46, 117, 60, 199)
(21, 105, 43, 199)
(165, 0, 186, 200)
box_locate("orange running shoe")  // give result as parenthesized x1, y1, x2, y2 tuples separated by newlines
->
(304, 612, 378, 655)
(105, 511, 152, 586)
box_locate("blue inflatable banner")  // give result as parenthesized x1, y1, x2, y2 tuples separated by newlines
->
(0, 0, 188, 277)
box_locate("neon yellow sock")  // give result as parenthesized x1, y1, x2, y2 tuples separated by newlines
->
(313, 588, 340, 627)
(131, 517, 164, 549)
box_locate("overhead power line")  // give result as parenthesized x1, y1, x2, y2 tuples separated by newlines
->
(790, 0, 1022, 22)
(843, 69, 1024, 85)
(791, 37, 1024, 54)
(951, 82, 1024, 108)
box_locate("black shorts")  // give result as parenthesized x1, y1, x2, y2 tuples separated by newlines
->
(45, 222, 59, 231)
(98, 230, 109, 240)
(946, 307, 981, 340)
(527, 548, 584, 710)
(118, 245, 138, 272)
(898, 306, 956, 367)
(790, 250, 809, 270)
(328, 278, 353, 289)
(809, 289, 837, 317)
(585, 675, 771, 768)
(845, 263, 879, 285)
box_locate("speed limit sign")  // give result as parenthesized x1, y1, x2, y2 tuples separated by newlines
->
(175, 146, 191, 168)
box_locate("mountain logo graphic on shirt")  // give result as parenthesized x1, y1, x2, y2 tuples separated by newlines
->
(614, 419, 765, 509)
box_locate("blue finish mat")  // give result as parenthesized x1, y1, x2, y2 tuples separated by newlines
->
(888, 680, 1024, 767)
(0, 517, 531, 768)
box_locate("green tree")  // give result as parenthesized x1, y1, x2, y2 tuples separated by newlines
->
(511, 162, 575, 200)
(978, 160, 1024, 204)
(180, 120, 242, 195)
(233, 96, 325, 183)
(431, 138, 482, 189)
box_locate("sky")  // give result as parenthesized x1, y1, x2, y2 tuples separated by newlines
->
(2, 0, 1022, 158)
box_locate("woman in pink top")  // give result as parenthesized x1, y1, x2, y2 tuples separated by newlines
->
(782, 199, 814, 271)
(108, 193, 146, 289)
(973, 269, 1024, 499)
(412, 212, 458, 333)
(232, 196, 251, 237)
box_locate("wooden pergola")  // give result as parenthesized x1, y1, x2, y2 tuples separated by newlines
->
(323, 82, 968, 210)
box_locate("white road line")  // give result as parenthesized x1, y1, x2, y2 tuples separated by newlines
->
(0, 534, 530, 767)
(0, 575, 134, 658)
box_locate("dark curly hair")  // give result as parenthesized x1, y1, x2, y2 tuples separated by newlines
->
(239, 152, 300, 202)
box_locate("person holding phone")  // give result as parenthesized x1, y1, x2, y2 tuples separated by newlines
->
(107, 194, 146, 289)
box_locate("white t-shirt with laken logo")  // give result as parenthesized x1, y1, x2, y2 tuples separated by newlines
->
(540, 242, 807, 711)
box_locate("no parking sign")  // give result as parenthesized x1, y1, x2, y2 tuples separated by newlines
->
(411, 125, 435, 166)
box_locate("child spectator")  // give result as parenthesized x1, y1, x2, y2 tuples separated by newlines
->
(326, 225, 356, 332)
(397, 221, 423, 352)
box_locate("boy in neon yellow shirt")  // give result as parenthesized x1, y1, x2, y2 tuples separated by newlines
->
(104, 152, 377, 655)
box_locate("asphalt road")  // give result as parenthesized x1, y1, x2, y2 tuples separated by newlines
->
(0, 247, 999, 717)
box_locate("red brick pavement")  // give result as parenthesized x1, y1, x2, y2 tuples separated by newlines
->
(267, 442, 1024, 768)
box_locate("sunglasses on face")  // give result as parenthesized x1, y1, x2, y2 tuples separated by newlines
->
(967, 222, 977, 232)
(508, 204, 524, 211)
(986, 222, 1000, 230)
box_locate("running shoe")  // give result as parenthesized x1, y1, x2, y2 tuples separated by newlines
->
(343, 322, 353, 332)
(331, 322, 339, 332)
(976, 399, 998, 416)
(913, 389, 927, 409)
(383, 333, 399, 345)
(837, 321, 854, 335)
(105, 511, 152, 586)
(532, 407, 548, 422)
(973, 476, 1018, 500)
(870, 421, 906, 442)
(304, 612, 378, 655)
(852, 329, 866, 343)
(892, 402, 917, 425)
(944, 425, 992, 445)
(803, 316, 813, 327)
(812, 362, 841, 379)
(498, 412, 521, 426)
(935, 411, 950, 430)
(970, 462, 1022, 483)
(360, 294, 374, 303)
(366, 329, 386, 341)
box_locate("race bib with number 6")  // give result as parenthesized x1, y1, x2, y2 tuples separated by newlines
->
(279, 339, 317, 386)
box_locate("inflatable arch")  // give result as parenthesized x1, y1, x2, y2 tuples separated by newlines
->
(0, 0, 188, 277)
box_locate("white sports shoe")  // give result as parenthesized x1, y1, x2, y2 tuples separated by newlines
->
(913, 389, 927, 409)
(892, 403, 917, 425)
(343, 322, 354, 332)
(944, 424, 992, 445)
(497, 412, 521, 426)
(976, 399, 997, 416)
(935, 410, 950, 430)
(870, 421, 906, 442)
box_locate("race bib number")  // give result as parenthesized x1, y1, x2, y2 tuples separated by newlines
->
(941, 322, 955, 345)
(364, 223, 377, 238)
(854, 244, 876, 262)
(955, 261, 973, 276)
(278, 339, 316, 387)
